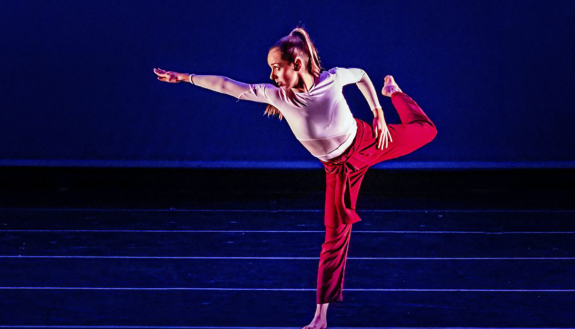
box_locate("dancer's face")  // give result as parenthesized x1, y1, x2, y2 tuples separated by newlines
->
(267, 48, 301, 90)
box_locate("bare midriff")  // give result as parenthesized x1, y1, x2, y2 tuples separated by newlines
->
(298, 132, 352, 157)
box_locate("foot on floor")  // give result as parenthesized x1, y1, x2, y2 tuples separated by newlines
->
(301, 317, 327, 329)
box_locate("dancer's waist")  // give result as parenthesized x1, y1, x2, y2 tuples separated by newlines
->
(305, 122, 358, 162)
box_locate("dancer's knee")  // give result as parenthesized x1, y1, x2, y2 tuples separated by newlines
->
(426, 121, 437, 142)
(414, 120, 437, 143)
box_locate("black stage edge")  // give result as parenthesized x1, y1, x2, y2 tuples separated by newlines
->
(0, 167, 572, 210)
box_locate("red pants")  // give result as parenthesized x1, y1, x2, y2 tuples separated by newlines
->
(316, 91, 437, 304)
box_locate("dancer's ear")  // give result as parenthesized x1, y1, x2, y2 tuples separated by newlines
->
(293, 57, 303, 71)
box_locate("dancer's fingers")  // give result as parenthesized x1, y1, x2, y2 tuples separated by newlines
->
(382, 134, 387, 149)
(383, 131, 387, 148)
(381, 129, 387, 149)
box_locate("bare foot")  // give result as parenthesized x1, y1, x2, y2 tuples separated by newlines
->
(381, 75, 403, 97)
(301, 316, 327, 329)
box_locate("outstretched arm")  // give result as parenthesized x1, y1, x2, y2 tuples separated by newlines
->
(181, 74, 252, 99)
(153, 68, 267, 102)
(154, 68, 228, 94)
(184, 74, 228, 94)
(186, 74, 267, 102)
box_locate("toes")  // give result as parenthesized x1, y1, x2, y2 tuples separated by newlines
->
(383, 76, 396, 90)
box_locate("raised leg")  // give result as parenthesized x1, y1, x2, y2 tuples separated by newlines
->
(367, 91, 437, 166)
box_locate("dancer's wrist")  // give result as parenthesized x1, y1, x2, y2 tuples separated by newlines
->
(372, 107, 383, 117)
(179, 73, 192, 83)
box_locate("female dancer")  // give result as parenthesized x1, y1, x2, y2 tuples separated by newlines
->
(154, 26, 437, 329)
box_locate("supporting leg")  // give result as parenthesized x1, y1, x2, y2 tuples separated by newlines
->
(316, 223, 353, 304)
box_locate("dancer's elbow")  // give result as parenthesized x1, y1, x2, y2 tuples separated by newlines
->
(221, 77, 250, 98)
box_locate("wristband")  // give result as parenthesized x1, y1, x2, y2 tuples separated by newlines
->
(189, 74, 195, 85)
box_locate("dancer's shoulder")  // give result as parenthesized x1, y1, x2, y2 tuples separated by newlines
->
(328, 67, 366, 86)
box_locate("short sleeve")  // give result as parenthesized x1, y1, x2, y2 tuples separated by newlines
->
(235, 83, 278, 104)
(328, 67, 366, 86)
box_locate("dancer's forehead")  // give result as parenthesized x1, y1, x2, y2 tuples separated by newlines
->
(267, 49, 287, 67)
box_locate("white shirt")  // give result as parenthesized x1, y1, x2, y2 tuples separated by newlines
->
(235, 67, 377, 161)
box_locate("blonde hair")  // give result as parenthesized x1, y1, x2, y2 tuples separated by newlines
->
(264, 25, 324, 121)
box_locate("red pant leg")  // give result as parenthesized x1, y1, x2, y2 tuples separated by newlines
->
(316, 223, 352, 304)
(360, 92, 438, 166)
(317, 157, 366, 304)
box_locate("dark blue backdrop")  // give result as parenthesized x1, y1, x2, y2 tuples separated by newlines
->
(1, 0, 574, 169)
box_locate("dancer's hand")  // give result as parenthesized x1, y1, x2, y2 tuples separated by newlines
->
(154, 68, 184, 83)
(372, 111, 392, 149)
